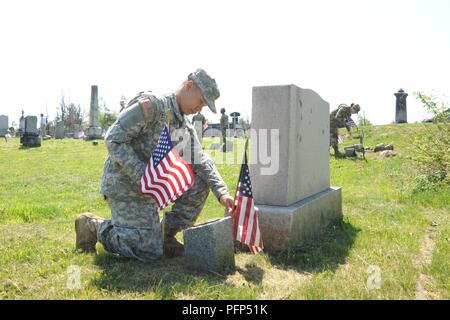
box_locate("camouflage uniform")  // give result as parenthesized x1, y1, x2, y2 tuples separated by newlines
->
(98, 92, 228, 262)
(330, 104, 353, 148)
(192, 112, 206, 126)
(220, 112, 229, 145)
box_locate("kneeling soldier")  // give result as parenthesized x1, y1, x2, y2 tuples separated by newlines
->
(75, 69, 234, 261)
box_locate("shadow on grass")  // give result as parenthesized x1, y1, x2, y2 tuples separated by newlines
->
(92, 220, 359, 294)
(92, 253, 234, 298)
(266, 220, 361, 274)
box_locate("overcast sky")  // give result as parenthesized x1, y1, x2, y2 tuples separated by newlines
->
(0, 0, 449, 126)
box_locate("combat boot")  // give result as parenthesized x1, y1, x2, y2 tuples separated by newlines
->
(75, 213, 104, 253)
(333, 146, 344, 158)
(163, 228, 184, 258)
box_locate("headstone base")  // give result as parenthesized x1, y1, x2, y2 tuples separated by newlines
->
(183, 217, 235, 274)
(256, 187, 342, 252)
(87, 126, 102, 139)
(20, 134, 41, 148)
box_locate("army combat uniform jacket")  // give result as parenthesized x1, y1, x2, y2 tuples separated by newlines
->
(329, 104, 353, 147)
(100, 91, 228, 203)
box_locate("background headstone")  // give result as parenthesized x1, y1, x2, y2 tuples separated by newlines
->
(203, 128, 222, 138)
(87, 85, 103, 139)
(0, 115, 9, 137)
(72, 124, 81, 139)
(395, 89, 408, 123)
(55, 121, 65, 139)
(183, 217, 235, 274)
(209, 142, 222, 150)
(251, 84, 342, 251)
(20, 116, 41, 147)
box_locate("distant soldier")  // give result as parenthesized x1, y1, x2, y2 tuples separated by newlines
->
(220, 108, 229, 150)
(75, 69, 234, 261)
(192, 111, 207, 144)
(192, 111, 206, 126)
(330, 103, 360, 157)
(39, 113, 46, 137)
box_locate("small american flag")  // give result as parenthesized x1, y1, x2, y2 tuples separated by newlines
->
(338, 135, 344, 144)
(346, 116, 357, 128)
(232, 149, 263, 254)
(139, 126, 195, 211)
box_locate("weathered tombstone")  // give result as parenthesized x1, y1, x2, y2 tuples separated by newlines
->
(224, 141, 233, 152)
(344, 146, 357, 158)
(183, 217, 235, 273)
(87, 85, 103, 139)
(55, 121, 65, 139)
(235, 128, 245, 138)
(251, 84, 342, 251)
(72, 124, 81, 139)
(395, 89, 408, 123)
(204, 128, 222, 138)
(20, 116, 41, 147)
(0, 115, 9, 137)
(209, 142, 222, 150)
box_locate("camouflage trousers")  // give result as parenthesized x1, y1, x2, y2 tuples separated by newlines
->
(97, 174, 210, 262)
(330, 124, 339, 148)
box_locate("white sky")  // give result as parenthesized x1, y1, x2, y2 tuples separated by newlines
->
(0, 0, 449, 126)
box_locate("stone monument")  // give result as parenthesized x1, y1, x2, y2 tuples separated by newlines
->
(87, 85, 102, 139)
(250, 84, 342, 251)
(0, 115, 8, 137)
(20, 116, 41, 147)
(18, 110, 25, 137)
(395, 89, 408, 123)
(230, 112, 240, 138)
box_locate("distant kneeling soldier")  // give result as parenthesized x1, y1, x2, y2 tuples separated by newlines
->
(75, 69, 234, 261)
(330, 103, 360, 157)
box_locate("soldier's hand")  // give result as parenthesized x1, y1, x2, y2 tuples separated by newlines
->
(220, 195, 235, 216)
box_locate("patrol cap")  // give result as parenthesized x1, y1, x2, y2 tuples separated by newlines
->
(353, 104, 361, 112)
(188, 68, 220, 114)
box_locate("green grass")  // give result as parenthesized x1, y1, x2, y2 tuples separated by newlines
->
(0, 123, 448, 299)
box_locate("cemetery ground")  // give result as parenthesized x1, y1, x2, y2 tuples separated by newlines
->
(0, 123, 448, 300)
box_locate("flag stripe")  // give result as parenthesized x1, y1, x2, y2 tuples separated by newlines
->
(168, 152, 193, 186)
(146, 165, 168, 208)
(149, 161, 171, 205)
(248, 206, 258, 246)
(232, 150, 263, 254)
(244, 201, 255, 244)
(139, 125, 195, 212)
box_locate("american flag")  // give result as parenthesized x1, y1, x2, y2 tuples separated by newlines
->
(337, 135, 344, 144)
(346, 116, 357, 128)
(232, 149, 263, 254)
(139, 126, 195, 211)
